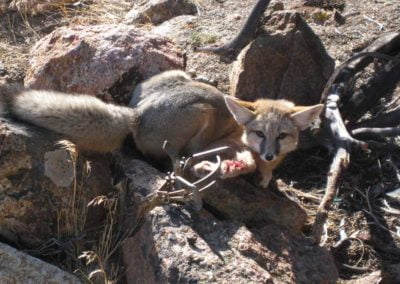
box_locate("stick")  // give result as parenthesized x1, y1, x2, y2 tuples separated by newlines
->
(312, 146, 349, 244)
(320, 52, 393, 102)
(343, 54, 400, 123)
(363, 15, 384, 31)
(351, 127, 400, 141)
(352, 108, 400, 129)
(195, 0, 272, 60)
(313, 92, 351, 244)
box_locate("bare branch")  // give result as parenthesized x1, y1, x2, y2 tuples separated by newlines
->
(195, 0, 272, 60)
(343, 54, 400, 123)
(352, 108, 400, 128)
(352, 127, 400, 141)
(320, 52, 394, 102)
(313, 146, 349, 244)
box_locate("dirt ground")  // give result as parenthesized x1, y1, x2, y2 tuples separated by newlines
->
(1, 0, 400, 282)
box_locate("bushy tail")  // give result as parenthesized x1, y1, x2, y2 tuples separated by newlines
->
(7, 89, 138, 153)
(0, 82, 24, 116)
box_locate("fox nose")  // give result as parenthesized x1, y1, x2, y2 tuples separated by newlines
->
(264, 154, 274, 161)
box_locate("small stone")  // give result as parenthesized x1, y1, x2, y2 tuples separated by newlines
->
(270, 1, 284, 11)
(125, 0, 198, 25)
(334, 10, 346, 25)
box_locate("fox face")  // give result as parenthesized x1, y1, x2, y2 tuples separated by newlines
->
(225, 97, 324, 162)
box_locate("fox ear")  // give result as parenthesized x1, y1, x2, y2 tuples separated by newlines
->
(291, 104, 324, 130)
(224, 96, 256, 125)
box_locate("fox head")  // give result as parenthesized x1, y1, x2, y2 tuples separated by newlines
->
(225, 97, 324, 162)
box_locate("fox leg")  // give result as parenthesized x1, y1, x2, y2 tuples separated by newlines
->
(191, 150, 257, 179)
(220, 150, 256, 179)
(259, 167, 273, 188)
(257, 157, 284, 188)
(191, 160, 219, 177)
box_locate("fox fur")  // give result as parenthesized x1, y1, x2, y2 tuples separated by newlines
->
(0, 70, 323, 187)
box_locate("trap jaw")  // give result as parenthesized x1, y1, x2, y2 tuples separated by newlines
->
(143, 141, 230, 211)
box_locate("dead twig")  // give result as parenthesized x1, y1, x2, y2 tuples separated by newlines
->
(281, 186, 322, 203)
(313, 146, 349, 244)
(363, 15, 384, 31)
(353, 108, 400, 129)
(343, 54, 400, 123)
(194, 0, 272, 61)
(320, 52, 394, 102)
(351, 127, 400, 141)
(364, 187, 400, 240)
(386, 156, 400, 183)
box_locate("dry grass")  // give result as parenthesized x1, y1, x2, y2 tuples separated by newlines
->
(58, 0, 132, 25)
(6, 0, 132, 23)
(31, 140, 126, 283)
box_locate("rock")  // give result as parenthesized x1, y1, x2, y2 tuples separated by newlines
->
(270, 1, 285, 11)
(230, 11, 334, 105)
(122, 206, 338, 283)
(344, 271, 381, 284)
(125, 0, 198, 25)
(152, 15, 198, 46)
(382, 264, 400, 283)
(119, 157, 336, 283)
(202, 178, 307, 233)
(0, 242, 81, 283)
(119, 157, 306, 235)
(303, 0, 346, 11)
(0, 2, 7, 15)
(25, 24, 184, 104)
(0, 119, 111, 247)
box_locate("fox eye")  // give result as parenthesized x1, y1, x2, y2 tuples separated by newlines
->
(277, 133, 288, 140)
(255, 131, 265, 138)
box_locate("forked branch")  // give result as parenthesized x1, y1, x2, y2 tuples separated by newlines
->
(313, 33, 400, 245)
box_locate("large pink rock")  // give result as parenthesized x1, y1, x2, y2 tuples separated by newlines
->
(25, 24, 185, 103)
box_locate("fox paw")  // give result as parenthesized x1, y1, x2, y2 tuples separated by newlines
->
(191, 161, 218, 178)
(220, 159, 249, 179)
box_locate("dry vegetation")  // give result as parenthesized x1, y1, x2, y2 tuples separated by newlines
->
(22, 140, 124, 283)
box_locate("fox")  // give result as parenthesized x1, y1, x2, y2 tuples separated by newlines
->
(0, 70, 323, 187)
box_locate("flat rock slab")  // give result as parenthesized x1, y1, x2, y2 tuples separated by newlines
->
(202, 178, 307, 233)
(119, 157, 306, 235)
(119, 157, 337, 283)
(0, 241, 81, 283)
(230, 11, 335, 105)
(123, 206, 338, 284)
(25, 24, 184, 103)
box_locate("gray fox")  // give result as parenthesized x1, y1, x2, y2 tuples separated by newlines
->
(0, 70, 323, 187)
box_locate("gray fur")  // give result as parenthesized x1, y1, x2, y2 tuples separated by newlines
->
(130, 70, 238, 158)
(3, 70, 238, 159)
(9, 90, 137, 152)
